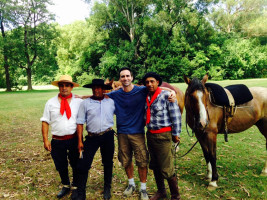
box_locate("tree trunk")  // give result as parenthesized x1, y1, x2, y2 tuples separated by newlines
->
(1, 17, 12, 91)
(4, 55, 11, 91)
(26, 67, 33, 90)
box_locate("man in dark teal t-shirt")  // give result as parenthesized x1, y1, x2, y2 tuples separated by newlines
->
(107, 67, 149, 200)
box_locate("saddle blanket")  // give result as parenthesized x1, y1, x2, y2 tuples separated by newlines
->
(205, 83, 253, 106)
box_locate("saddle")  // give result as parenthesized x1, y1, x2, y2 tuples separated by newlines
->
(205, 83, 253, 142)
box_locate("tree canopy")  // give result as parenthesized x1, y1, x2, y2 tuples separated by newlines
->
(0, 0, 266, 90)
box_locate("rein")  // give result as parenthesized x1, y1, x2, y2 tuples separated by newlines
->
(175, 106, 210, 159)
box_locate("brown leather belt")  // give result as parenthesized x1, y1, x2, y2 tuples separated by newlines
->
(87, 128, 113, 137)
(52, 132, 77, 140)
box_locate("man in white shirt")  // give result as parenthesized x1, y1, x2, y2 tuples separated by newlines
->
(40, 75, 83, 199)
(74, 79, 115, 200)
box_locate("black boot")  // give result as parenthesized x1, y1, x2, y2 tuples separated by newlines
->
(150, 170, 167, 200)
(57, 186, 70, 199)
(103, 164, 113, 199)
(167, 174, 180, 200)
(74, 173, 88, 200)
(103, 184, 111, 200)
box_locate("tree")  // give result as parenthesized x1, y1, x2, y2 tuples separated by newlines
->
(209, 0, 267, 36)
(8, 0, 55, 90)
(0, 0, 15, 91)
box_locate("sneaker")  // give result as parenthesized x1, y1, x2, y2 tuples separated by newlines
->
(139, 189, 149, 200)
(123, 184, 136, 196)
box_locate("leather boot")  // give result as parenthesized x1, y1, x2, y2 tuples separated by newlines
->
(103, 184, 111, 200)
(74, 173, 88, 200)
(167, 174, 180, 200)
(103, 165, 112, 200)
(150, 170, 167, 200)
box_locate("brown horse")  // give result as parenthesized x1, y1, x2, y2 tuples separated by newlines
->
(184, 74, 267, 189)
(104, 78, 185, 114)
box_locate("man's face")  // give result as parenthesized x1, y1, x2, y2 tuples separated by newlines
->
(92, 85, 104, 98)
(58, 82, 73, 97)
(119, 70, 133, 87)
(145, 77, 159, 93)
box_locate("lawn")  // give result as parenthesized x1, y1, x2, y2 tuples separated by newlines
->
(0, 78, 266, 199)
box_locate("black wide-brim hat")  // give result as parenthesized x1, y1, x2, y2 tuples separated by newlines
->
(83, 79, 113, 90)
(142, 72, 162, 86)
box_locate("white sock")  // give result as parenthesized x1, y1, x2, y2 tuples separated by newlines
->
(140, 182, 146, 191)
(63, 184, 70, 188)
(128, 178, 135, 186)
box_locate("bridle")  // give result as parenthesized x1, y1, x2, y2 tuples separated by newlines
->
(175, 86, 210, 159)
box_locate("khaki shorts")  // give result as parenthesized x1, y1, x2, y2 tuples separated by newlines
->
(147, 131, 174, 179)
(118, 133, 149, 168)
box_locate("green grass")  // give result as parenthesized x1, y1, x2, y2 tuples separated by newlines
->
(0, 78, 266, 199)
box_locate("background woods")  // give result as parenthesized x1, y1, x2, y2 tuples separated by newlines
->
(0, 0, 267, 90)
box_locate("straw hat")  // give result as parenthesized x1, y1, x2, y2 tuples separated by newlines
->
(51, 75, 79, 87)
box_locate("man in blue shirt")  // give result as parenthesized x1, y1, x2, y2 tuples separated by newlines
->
(143, 72, 181, 200)
(107, 68, 149, 200)
(107, 68, 176, 200)
(74, 79, 115, 200)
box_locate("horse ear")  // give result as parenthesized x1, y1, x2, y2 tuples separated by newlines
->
(109, 78, 114, 84)
(202, 73, 208, 84)
(105, 78, 110, 84)
(183, 75, 191, 85)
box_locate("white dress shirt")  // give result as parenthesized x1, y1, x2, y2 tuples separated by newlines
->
(40, 94, 83, 136)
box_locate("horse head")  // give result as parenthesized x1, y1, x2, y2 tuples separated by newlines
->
(104, 78, 122, 91)
(184, 74, 209, 131)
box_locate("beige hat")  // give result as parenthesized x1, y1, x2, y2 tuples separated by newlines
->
(51, 75, 79, 87)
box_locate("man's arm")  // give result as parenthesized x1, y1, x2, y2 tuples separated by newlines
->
(42, 121, 51, 151)
(167, 99, 182, 143)
(75, 94, 92, 99)
(77, 124, 84, 153)
(160, 87, 176, 103)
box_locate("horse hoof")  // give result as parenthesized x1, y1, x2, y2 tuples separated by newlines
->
(207, 185, 217, 191)
(207, 181, 218, 191)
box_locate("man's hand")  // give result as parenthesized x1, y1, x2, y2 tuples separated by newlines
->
(78, 141, 84, 153)
(168, 90, 177, 103)
(172, 135, 180, 143)
(43, 140, 51, 152)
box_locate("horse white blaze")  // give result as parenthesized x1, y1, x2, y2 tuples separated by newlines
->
(197, 91, 207, 127)
(206, 162, 212, 180)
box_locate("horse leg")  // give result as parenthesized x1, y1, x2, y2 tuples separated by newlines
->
(198, 139, 212, 181)
(197, 131, 218, 189)
(256, 118, 267, 176)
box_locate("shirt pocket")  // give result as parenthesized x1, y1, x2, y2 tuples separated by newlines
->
(153, 105, 164, 119)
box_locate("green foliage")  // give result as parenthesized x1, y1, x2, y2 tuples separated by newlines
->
(76, 72, 99, 86)
(1, 0, 267, 91)
(221, 38, 267, 79)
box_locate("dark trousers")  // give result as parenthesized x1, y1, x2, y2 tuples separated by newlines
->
(51, 137, 79, 186)
(77, 130, 115, 194)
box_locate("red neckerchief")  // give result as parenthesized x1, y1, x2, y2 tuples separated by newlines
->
(59, 93, 72, 119)
(146, 87, 162, 125)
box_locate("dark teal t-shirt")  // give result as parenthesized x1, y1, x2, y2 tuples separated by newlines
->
(107, 86, 148, 134)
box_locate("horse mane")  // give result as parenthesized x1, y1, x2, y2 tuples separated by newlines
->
(187, 77, 205, 94)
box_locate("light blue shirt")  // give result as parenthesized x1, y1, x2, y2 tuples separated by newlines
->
(77, 98, 115, 134)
